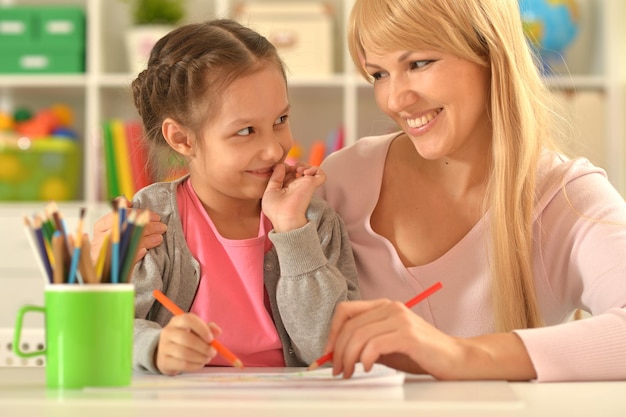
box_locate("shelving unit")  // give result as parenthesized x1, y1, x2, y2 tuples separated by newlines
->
(0, 0, 625, 290)
(3, 0, 621, 200)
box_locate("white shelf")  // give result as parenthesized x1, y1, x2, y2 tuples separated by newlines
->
(0, 0, 624, 198)
(544, 75, 607, 90)
(0, 75, 88, 87)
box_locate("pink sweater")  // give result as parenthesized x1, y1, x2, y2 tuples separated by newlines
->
(318, 132, 626, 381)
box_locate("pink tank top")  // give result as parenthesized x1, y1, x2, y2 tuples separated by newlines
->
(177, 179, 285, 366)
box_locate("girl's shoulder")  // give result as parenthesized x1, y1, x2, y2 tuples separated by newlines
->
(132, 175, 189, 216)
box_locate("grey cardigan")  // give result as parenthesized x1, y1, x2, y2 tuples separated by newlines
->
(131, 176, 360, 373)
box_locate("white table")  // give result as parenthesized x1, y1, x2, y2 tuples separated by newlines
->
(1, 367, 625, 417)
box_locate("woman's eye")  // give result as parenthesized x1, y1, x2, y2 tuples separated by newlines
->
(274, 115, 288, 125)
(410, 60, 432, 70)
(236, 127, 254, 136)
(371, 71, 386, 81)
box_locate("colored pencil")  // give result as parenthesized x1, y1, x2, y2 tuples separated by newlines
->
(95, 232, 110, 283)
(23, 216, 52, 283)
(152, 289, 244, 369)
(32, 216, 54, 281)
(51, 231, 65, 284)
(111, 119, 136, 200)
(67, 208, 86, 284)
(307, 281, 444, 370)
(39, 211, 55, 244)
(120, 210, 148, 283)
(111, 200, 120, 283)
(79, 235, 98, 284)
(117, 209, 137, 275)
(47, 202, 71, 272)
(23, 202, 142, 285)
(118, 197, 129, 229)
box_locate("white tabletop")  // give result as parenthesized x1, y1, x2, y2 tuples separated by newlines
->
(1, 367, 625, 417)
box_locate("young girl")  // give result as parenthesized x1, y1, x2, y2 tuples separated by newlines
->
(124, 19, 359, 376)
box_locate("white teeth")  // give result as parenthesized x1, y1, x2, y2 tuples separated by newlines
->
(407, 109, 440, 129)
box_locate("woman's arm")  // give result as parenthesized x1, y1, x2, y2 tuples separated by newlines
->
(90, 198, 166, 263)
(323, 298, 536, 380)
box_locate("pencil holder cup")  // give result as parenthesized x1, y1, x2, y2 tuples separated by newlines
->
(13, 284, 134, 389)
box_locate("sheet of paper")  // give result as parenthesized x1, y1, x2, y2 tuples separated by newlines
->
(129, 364, 405, 389)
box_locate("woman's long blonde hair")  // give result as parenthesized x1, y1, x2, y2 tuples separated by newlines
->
(348, 0, 570, 331)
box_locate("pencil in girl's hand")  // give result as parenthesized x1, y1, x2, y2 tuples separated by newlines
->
(307, 281, 444, 371)
(152, 289, 245, 369)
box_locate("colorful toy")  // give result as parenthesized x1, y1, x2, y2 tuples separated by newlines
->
(0, 104, 79, 201)
(0, 111, 14, 130)
(51, 103, 74, 127)
(13, 107, 32, 122)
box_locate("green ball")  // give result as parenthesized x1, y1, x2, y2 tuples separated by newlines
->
(13, 108, 33, 122)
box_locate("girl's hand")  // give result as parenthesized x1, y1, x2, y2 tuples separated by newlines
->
(324, 299, 537, 381)
(91, 198, 166, 263)
(262, 163, 326, 232)
(155, 314, 222, 376)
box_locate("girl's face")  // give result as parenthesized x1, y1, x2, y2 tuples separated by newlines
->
(365, 49, 491, 160)
(189, 66, 292, 205)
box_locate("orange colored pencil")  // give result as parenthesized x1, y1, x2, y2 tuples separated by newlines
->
(308, 281, 443, 370)
(152, 289, 244, 369)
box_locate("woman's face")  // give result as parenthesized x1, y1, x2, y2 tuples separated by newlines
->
(365, 49, 492, 160)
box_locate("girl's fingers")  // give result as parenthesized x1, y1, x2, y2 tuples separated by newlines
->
(160, 331, 216, 363)
(157, 315, 221, 375)
(207, 322, 223, 337)
(266, 163, 287, 192)
(169, 314, 215, 344)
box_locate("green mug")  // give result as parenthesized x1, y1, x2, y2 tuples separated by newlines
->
(13, 284, 134, 389)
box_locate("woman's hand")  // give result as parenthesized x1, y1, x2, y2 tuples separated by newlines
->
(91, 198, 166, 263)
(155, 314, 222, 376)
(262, 163, 326, 232)
(323, 299, 537, 381)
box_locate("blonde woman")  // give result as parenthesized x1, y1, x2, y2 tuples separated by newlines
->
(318, 0, 626, 382)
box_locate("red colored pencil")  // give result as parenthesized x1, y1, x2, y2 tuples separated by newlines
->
(308, 281, 443, 370)
(152, 289, 244, 369)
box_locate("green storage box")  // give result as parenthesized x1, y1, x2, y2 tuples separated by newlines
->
(0, 6, 85, 74)
(0, 7, 34, 45)
(0, 44, 84, 73)
(0, 137, 80, 201)
(37, 6, 85, 46)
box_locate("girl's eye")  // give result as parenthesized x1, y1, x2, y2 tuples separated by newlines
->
(274, 115, 288, 125)
(236, 127, 254, 136)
